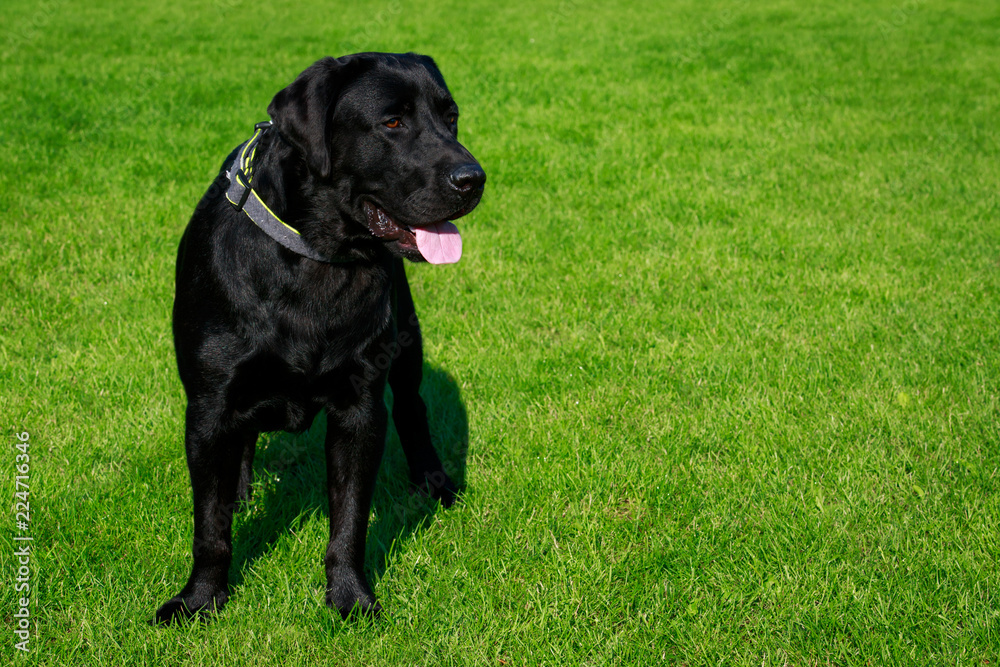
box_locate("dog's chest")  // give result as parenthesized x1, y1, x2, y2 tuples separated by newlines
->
(226, 272, 394, 431)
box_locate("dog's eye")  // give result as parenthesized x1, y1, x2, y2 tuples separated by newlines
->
(384, 118, 402, 129)
(447, 114, 458, 125)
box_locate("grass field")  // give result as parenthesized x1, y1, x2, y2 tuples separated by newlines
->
(2, 0, 999, 664)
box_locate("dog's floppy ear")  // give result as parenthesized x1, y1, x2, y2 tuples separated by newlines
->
(267, 56, 353, 180)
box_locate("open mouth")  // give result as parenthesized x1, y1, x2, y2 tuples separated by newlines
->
(362, 201, 466, 265)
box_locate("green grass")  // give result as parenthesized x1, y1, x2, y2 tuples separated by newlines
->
(2, 0, 999, 663)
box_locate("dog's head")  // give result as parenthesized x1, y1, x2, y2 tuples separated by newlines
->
(267, 53, 485, 264)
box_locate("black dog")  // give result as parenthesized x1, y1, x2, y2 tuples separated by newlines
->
(153, 52, 484, 624)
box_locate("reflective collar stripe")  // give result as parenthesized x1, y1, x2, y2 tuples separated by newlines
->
(225, 121, 349, 264)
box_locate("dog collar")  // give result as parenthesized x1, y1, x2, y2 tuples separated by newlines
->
(225, 121, 351, 263)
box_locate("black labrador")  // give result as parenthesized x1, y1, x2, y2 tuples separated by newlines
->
(153, 52, 484, 624)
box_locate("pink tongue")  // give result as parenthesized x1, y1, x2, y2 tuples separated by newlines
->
(414, 221, 462, 264)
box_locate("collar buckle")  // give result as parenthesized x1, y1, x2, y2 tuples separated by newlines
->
(234, 169, 253, 210)
(224, 121, 351, 264)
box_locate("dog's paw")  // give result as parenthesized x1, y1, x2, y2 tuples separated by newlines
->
(151, 588, 229, 626)
(410, 469, 459, 508)
(325, 569, 381, 620)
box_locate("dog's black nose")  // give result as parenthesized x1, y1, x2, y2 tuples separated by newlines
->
(449, 163, 486, 192)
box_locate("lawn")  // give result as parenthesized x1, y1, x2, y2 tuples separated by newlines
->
(1, 0, 999, 664)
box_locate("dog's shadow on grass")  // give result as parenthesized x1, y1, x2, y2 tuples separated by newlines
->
(228, 366, 468, 594)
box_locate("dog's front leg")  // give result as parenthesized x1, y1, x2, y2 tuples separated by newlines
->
(154, 419, 255, 624)
(323, 381, 388, 619)
(390, 263, 458, 505)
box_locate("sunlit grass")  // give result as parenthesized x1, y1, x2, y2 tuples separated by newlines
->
(1, 0, 998, 663)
